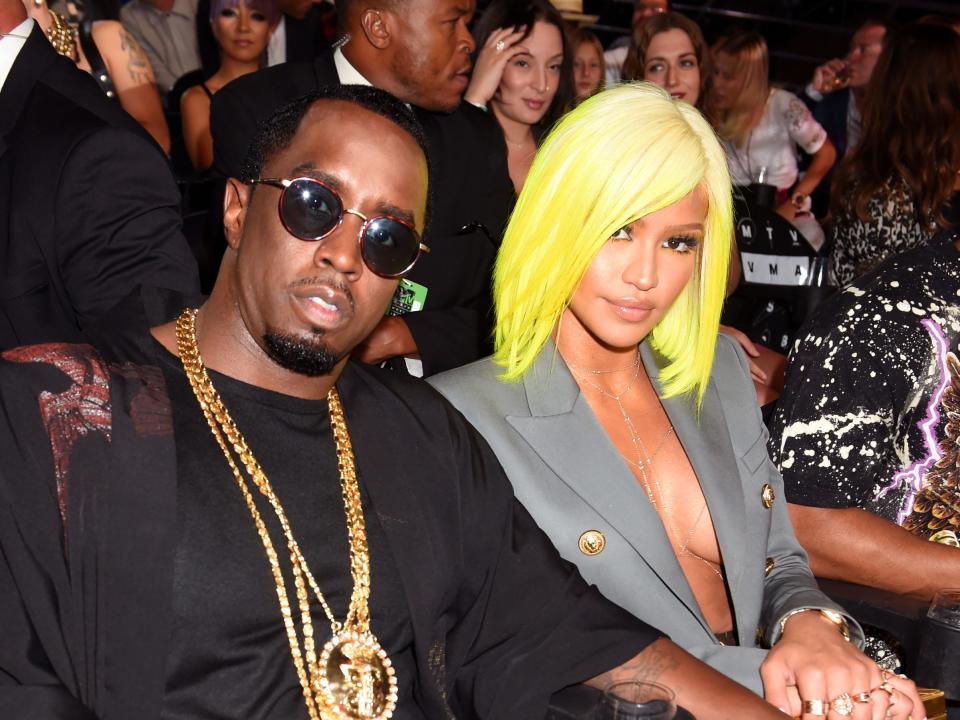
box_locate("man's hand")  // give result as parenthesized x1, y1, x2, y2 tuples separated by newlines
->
(811, 59, 848, 96)
(762, 611, 922, 720)
(353, 316, 419, 365)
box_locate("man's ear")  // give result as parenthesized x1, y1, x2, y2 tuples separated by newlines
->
(360, 8, 392, 49)
(223, 178, 251, 251)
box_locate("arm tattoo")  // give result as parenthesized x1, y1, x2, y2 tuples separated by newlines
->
(120, 28, 151, 84)
(588, 639, 681, 690)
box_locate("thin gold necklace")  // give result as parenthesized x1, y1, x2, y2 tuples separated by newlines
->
(569, 358, 722, 579)
(568, 355, 672, 503)
(176, 308, 398, 719)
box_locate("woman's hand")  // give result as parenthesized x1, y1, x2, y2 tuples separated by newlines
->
(464, 26, 528, 108)
(760, 610, 924, 720)
(775, 201, 798, 222)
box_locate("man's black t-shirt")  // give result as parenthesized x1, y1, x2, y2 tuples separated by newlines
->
(0, 287, 662, 719)
(157, 344, 425, 719)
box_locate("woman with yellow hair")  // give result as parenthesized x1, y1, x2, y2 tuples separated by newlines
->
(431, 84, 922, 716)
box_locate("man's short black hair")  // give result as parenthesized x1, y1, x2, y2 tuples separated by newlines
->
(240, 85, 432, 232)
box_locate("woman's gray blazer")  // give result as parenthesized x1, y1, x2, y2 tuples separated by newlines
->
(429, 334, 863, 694)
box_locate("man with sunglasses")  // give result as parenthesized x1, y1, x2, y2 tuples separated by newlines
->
(0, 85, 797, 720)
(211, 0, 513, 378)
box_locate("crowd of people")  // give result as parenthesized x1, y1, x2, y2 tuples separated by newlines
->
(1, 0, 959, 717)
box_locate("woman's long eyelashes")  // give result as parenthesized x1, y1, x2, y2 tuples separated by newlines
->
(663, 234, 700, 253)
(609, 230, 701, 252)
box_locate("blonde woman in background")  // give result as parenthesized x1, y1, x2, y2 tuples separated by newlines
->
(708, 32, 836, 222)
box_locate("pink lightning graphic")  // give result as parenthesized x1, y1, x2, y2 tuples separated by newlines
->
(876, 319, 952, 525)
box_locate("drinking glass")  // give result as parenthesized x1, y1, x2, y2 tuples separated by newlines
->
(832, 64, 851, 89)
(927, 589, 960, 626)
(597, 681, 676, 720)
(915, 588, 960, 697)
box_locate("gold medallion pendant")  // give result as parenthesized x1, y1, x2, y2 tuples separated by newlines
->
(316, 631, 398, 719)
(175, 308, 398, 720)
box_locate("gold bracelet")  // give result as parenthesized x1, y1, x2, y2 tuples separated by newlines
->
(777, 608, 850, 642)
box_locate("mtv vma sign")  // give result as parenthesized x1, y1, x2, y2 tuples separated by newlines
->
(741, 252, 814, 286)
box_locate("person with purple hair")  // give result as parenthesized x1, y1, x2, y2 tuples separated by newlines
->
(181, 0, 280, 170)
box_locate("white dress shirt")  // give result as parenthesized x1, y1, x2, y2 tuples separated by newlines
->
(0, 18, 33, 93)
(333, 46, 370, 86)
(267, 16, 286, 67)
(603, 44, 628, 86)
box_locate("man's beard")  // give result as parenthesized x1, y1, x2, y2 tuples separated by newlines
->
(263, 330, 342, 377)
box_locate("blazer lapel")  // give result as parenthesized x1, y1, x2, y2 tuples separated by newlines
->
(644, 344, 749, 633)
(0, 25, 57, 162)
(505, 342, 711, 633)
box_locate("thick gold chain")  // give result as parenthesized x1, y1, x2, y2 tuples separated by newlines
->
(175, 308, 382, 719)
(45, 11, 77, 60)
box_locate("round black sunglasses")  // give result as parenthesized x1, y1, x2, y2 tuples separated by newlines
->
(250, 176, 429, 278)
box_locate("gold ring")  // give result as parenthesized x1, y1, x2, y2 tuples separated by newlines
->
(831, 693, 855, 716)
(854, 691, 872, 703)
(802, 698, 827, 716)
(876, 681, 895, 695)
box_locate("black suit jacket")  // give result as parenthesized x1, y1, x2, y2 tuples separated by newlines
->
(0, 24, 200, 351)
(210, 51, 514, 376)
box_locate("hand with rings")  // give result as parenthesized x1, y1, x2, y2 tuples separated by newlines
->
(758, 610, 924, 720)
(464, 25, 528, 108)
(868, 672, 925, 720)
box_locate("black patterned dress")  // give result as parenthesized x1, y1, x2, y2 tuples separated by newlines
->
(829, 180, 954, 287)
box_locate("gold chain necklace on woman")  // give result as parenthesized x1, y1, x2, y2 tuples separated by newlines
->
(45, 10, 78, 60)
(567, 354, 673, 503)
(175, 308, 398, 720)
(568, 356, 722, 579)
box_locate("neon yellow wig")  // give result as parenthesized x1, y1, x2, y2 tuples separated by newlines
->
(493, 82, 733, 406)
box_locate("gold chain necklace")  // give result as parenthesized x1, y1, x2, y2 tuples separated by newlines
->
(567, 356, 673, 501)
(175, 308, 398, 720)
(568, 358, 722, 579)
(45, 10, 77, 60)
